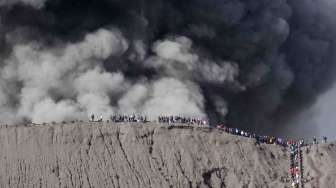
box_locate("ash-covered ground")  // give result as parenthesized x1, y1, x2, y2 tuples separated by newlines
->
(0, 122, 335, 188)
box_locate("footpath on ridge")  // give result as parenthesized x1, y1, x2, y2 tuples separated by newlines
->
(289, 141, 304, 188)
(0, 122, 334, 188)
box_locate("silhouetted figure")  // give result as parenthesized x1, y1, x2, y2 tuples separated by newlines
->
(313, 137, 318, 144)
(323, 136, 327, 143)
(91, 114, 94, 122)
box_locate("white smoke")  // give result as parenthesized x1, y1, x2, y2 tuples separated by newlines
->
(141, 36, 241, 119)
(198, 62, 239, 84)
(148, 36, 240, 84)
(117, 77, 206, 120)
(142, 78, 205, 119)
(128, 40, 147, 62)
(0, 27, 232, 123)
(118, 83, 149, 115)
(74, 68, 127, 119)
(0, 28, 129, 123)
(31, 98, 83, 123)
(152, 37, 198, 69)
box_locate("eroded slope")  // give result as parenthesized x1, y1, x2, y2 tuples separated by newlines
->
(0, 123, 333, 188)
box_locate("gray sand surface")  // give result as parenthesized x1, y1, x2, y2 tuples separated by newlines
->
(0, 122, 334, 188)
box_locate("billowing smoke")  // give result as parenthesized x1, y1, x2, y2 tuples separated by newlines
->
(0, 0, 46, 9)
(0, 0, 335, 136)
(1, 29, 129, 122)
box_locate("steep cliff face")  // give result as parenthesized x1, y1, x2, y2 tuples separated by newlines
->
(0, 123, 334, 188)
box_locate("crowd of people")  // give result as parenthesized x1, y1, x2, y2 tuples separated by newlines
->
(108, 114, 149, 123)
(90, 113, 328, 147)
(90, 114, 209, 126)
(216, 124, 287, 146)
(25, 113, 329, 187)
(289, 141, 303, 188)
(216, 124, 328, 148)
(90, 114, 209, 125)
(215, 123, 330, 187)
(90, 114, 150, 123)
(313, 136, 328, 144)
(158, 115, 208, 126)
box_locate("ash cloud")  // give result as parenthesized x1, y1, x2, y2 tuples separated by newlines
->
(0, 0, 46, 9)
(0, 0, 335, 136)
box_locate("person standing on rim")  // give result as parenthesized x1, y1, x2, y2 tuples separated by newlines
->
(91, 114, 95, 122)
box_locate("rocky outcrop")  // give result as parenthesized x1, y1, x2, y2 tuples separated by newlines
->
(0, 122, 334, 188)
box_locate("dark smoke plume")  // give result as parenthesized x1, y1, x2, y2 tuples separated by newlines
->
(0, 0, 335, 137)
